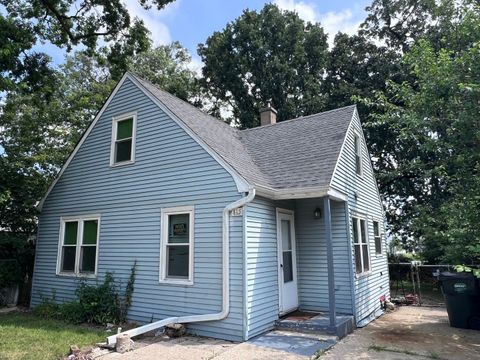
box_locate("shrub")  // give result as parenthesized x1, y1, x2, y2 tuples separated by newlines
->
(57, 301, 85, 324)
(34, 262, 137, 325)
(76, 272, 119, 324)
(0, 233, 35, 289)
(33, 299, 59, 318)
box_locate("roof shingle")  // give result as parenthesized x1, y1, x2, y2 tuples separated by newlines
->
(130, 73, 355, 190)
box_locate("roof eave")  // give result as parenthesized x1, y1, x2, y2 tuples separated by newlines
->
(255, 184, 347, 201)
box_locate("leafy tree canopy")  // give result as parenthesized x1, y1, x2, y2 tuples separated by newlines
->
(198, 4, 329, 128)
(362, 3, 480, 263)
(0, 0, 175, 92)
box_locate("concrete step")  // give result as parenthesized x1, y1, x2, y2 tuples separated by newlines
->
(275, 314, 355, 339)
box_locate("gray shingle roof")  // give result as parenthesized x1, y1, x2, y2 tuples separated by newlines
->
(130, 73, 355, 190)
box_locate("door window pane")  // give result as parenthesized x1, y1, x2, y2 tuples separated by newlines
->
(64, 222, 78, 245)
(80, 247, 96, 273)
(117, 118, 133, 140)
(167, 245, 189, 277)
(61, 247, 76, 272)
(168, 214, 190, 244)
(115, 140, 132, 163)
(281, 219, 291, 250)
(283, 251, 293, 283)
(83, 220, 98, 245)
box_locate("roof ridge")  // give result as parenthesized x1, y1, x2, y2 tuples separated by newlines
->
(240, 104, 356, 132)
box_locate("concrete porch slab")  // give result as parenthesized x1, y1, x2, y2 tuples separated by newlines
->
(247, 330, 337, 357)
(275, 312, 355, 338)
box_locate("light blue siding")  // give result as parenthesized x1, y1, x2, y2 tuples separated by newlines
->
(244, 196, 354, 339)
(330, 111, 390, 324)
(31, 78, 245, 341)
(244, 197, 293, 339)
(295, 198, 353, 315)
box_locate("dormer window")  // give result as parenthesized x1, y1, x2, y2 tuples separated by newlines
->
(110, 112, 137, 166)
(354, 133, 362, 176)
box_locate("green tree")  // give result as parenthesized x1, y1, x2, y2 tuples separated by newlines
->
(364, 12, 480, 263)
(0, 0, 175, 91)
(127, 42, 199, 102)
(198, 4, 329, 128)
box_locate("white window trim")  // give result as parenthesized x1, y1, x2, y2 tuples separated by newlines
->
(352, 214, 371, 277)
(372, 219, 383, 256)
(56, 214, 101, 278)
(354, 132, 363, 178)
(110, 111, 137, 167)
(159, 206, 194, 286)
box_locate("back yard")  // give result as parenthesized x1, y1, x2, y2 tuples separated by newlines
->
(0, 311, 107, 360)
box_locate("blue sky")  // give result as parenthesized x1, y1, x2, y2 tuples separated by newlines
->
(40, 0, 372, 70)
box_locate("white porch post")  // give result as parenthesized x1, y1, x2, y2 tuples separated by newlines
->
(323, 196, 336, 327)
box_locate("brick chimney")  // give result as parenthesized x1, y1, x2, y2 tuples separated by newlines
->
(259, 103, 277, 126)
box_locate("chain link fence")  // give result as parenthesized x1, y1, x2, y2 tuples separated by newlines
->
(389, 263, 455, 306)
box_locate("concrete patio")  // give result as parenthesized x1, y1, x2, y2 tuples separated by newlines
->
(98, 306, 480, 360)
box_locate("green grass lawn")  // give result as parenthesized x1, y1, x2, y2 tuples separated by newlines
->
(0, 312, 108, 360)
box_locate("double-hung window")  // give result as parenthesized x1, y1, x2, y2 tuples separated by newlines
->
(160, 206, 194, 285)
(373, 221, 382, 255)
(354, 133, 362, 176)
(352, 216, 370, 275)
(57, 215, 100, 276)
(110, 112, 137, 166)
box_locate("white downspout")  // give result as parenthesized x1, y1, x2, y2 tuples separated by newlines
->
(107, 188, 256, 345)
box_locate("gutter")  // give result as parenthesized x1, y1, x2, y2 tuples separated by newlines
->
(107, 188, 256, 345)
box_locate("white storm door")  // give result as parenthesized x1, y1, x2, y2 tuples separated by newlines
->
(277, 209, 298, 314)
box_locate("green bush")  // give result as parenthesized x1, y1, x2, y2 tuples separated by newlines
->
(34, 300, 85, 324)
(57, 301, 85, 324)
(34, 262, 137, 325)
(0, 233, 35, 289)
(76, 272, 119, 324)
(33, 300, 59, 318)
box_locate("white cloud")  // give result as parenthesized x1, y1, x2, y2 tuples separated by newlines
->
(274, 0, 317, 23)
(274, 0, 363, 46)
(123, 0, 179, 45)
(187, 55, 204, 77)
(319, 9, 361, 42)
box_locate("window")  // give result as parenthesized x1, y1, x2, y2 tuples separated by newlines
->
(352, 216, 370, 275)
(57, 215, 100, 276)
(354, 133, 362, 176)
(110, 112, 137, 166)
(373, 221, 382, 255)
(160, 206, 194, 285)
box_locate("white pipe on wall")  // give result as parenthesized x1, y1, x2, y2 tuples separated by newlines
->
(107, 188, 256, 345)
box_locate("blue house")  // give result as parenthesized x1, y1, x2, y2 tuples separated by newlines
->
(31, 72, 390, 343)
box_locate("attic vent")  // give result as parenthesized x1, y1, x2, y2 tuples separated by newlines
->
(259, 103, 277, 126)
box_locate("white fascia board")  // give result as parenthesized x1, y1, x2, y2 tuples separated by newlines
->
(255, 184, 347, 201)
(37, 73, 130, 211)
(126, 73, 250, 194)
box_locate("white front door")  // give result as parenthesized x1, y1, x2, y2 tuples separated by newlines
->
(277, 209, 298, 314)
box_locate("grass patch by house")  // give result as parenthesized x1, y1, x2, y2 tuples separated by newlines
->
(0, 312, 108, 360)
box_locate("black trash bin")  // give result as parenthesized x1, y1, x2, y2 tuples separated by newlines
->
(439, 272, 479, 329)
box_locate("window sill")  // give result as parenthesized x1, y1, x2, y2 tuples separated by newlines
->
(110, 160, 135, 168)
(159, 278, 194, 286)
(56, 272, 97, 279)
